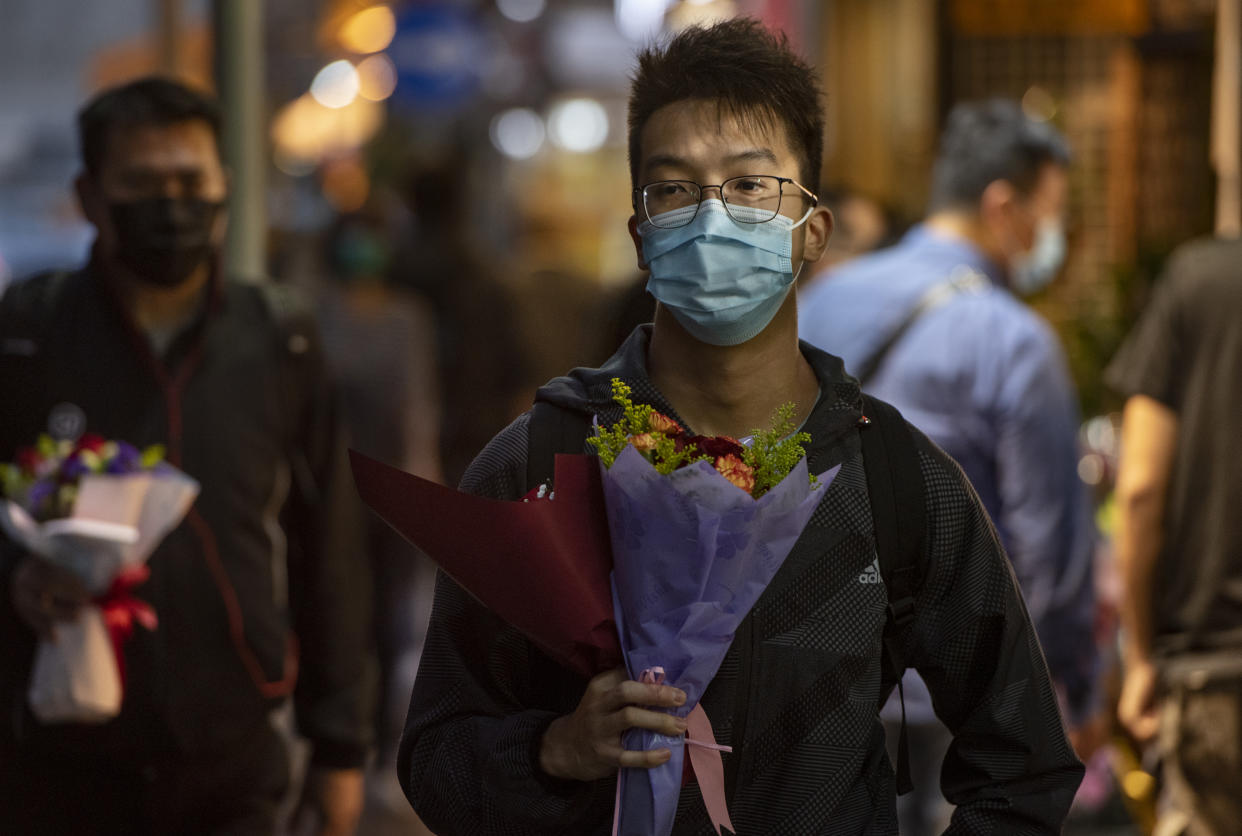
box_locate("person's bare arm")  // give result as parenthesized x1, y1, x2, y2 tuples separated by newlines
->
(1113, 394, 1179, 744)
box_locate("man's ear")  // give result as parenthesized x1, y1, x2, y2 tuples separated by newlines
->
(799, 205, 834, 264)
(979, 179, 1023, 242)
(628, 214, 648, 271)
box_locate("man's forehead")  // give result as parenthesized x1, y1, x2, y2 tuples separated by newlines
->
(638, 100, 794, 175)
(100, 120, 220, 173)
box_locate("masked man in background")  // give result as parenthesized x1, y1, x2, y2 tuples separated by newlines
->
(799, 100, 1097, 833)
(0, 77, 376, 835)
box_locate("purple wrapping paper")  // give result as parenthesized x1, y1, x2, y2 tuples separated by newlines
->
(601, 444, 839, 836)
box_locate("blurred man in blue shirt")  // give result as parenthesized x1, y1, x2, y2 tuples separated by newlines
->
(799, 100, 1096, 833)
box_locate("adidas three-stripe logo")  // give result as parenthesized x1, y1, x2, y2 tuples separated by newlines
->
(858, 558, 881, 584)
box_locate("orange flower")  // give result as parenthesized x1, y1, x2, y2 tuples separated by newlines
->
(714, 454, 755, 494)
(630, 433, 659, 453)
(649, 412, 682, 436)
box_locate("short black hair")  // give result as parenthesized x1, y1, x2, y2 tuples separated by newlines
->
(78, 76, 222, 176)
(928, 99, 1071, 212)
(628, 18, 824, 190)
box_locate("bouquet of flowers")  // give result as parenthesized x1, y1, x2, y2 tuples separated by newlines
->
(0, 433, 199, 723)
(349, 379, 837, 836)
(587, 380, 835, 836)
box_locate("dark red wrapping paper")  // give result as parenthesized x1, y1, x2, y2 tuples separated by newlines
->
(349, 450, 622, 677)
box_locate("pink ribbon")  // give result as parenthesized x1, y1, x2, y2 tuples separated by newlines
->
(612, 667, 735, 836)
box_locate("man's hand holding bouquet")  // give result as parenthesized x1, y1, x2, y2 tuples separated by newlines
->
(1, 433, 199, 723)
(350, 379, 837, 836)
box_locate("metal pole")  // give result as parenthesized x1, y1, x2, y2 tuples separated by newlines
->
(213, 0, 267, 280)
(156, 0, 182, 76)
(1213, 0, 1241, 237)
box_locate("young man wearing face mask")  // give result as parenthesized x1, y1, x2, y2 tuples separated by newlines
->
(0, 78, 376, 834)
(799, 100, 1097, 833)
(399, 22, 1081, 835)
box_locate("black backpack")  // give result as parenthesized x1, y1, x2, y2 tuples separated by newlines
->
(524, 394, 926, 794)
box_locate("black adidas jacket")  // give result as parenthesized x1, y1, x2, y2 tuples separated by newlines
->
(399, 326, 1083, 835)
(0, 262, 376, 769)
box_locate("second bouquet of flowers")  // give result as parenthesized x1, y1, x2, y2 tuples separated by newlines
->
(0, 434, 200, 724)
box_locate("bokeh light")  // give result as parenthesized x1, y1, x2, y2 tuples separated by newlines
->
(1022, 85, 1058, 122)
(271, 94, 385, 165)
(497, 0, 546, 24)
(357, 54, 398, 101)
(547, 98, 609, 153)
(338, 5, 397, 54)
(311, 60, 360, 109)
(490, 108, 546, 160)
(321, 157, 372, 212)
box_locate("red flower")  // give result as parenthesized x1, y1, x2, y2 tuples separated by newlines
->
(630, 433, 658, 453)
(15, 447, 42, 476)
(687, 435, 745, 460)
(714, 454, 755, 494)
(75, 433, 106, 453)
(649, 412, 683, 436)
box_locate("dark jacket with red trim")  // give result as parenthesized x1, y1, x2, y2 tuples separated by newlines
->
(0, 262, 376, 770)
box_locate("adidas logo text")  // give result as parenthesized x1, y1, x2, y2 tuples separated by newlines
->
(858, 558, 881, 584)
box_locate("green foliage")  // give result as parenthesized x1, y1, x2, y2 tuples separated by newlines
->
(586, 379, 712, 472)
(743, 402, 813, 499)
(650, 434, 710, 475)
(586, 379, 649, 467)
(587, 378, 814, 497)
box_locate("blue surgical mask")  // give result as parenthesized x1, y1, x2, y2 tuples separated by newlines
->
(1010, 217, 1066, 296)
(639, 199, 810, 346)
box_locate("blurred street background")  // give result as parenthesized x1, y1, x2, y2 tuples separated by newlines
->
(4, 0, 1237, 833)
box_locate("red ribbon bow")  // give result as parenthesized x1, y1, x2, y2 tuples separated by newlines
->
(93, 565, 158, 689)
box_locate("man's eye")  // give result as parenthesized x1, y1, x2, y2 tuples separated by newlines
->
(120, 172, 161, 191)
(653, 183, 691, 197)
(733, 178, 770, 193)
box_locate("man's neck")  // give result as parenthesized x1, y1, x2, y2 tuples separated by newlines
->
(923, 210, 1005, 267)
(647, 301, 819, 439)
(109, 261, 212, 336)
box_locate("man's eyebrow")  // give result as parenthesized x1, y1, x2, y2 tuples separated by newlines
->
(642, 148, 781, 177)
(642, 153, 689, 174)
(116, 163, 204, 178)
(726, 148, 779, 166)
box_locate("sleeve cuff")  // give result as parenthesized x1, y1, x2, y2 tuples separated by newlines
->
(309, 738, 369, 770)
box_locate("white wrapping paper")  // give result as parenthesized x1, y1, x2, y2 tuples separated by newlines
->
(27, 606, 121, 724)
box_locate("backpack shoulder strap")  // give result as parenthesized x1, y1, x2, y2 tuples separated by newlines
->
(255, 281, 320, 501)
(525, 400, 593, 493)
(858, 393, 927, 795)
(1, 270, 75, 333)
(853, 267, 990, 386)
(859, 395, 926, 641)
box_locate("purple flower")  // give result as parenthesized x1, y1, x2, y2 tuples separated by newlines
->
(26, 479, 56, 517)
(59, 454, 91, 482)
(106, 442, 142, 474)
(149, 461, 175, 477)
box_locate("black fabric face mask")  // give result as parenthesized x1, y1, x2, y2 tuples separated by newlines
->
(107, 198, 223, 287)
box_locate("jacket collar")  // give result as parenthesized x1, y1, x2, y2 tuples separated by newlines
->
(537, 325, 864, 441)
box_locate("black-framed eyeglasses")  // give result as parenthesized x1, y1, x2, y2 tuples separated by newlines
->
(634, 175, 818, 229)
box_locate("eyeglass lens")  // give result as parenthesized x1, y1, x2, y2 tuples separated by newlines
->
(643, 176, 785, 227)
